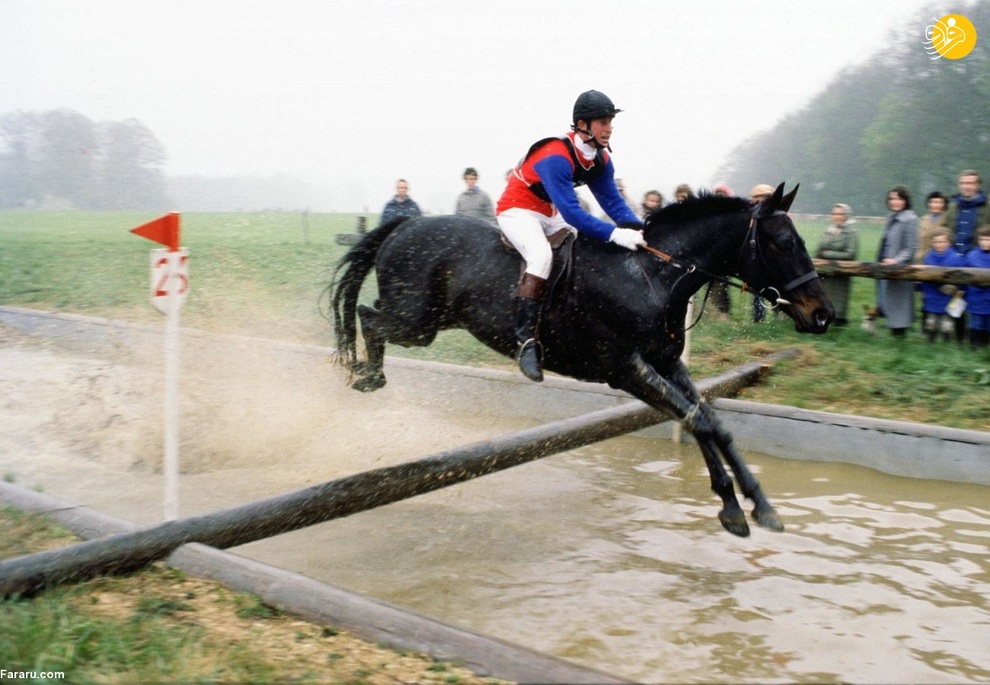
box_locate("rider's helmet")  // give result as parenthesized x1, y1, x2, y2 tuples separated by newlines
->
(572, 90, 622, 127)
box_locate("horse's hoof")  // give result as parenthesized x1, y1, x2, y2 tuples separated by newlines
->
(719, 509, 751, 538)
(352, 373, 386, 392)
(752, 506, 784, 532)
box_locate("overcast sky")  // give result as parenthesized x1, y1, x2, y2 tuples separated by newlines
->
(2, 0, 946, 212)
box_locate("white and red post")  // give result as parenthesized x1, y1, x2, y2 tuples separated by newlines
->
(131, 213, 188, 521)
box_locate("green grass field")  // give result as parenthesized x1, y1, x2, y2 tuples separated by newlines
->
(1, 210, 987, 429)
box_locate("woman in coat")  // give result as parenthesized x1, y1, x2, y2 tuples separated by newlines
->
(876, 186, 919, 336)
(815, 203, 858, 325)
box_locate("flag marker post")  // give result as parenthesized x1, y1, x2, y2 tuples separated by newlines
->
(131, 213, 187, 521)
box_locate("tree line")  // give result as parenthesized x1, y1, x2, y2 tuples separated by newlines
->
(0, 108, 169, 211)
(715, 1, 990, 215)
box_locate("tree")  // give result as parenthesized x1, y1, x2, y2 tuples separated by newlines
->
(96, 118, 169, 210)
(715, 1, 990, 215)
(0, 108, 170, 210)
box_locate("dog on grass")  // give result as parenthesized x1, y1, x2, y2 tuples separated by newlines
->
(861, 305, 880, 335)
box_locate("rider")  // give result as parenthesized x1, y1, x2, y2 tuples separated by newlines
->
(496, 89, 646, 382)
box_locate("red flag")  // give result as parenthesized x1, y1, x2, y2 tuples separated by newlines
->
(131, 213, 180, 251)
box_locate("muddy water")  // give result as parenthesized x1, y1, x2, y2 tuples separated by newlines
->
(241, 436, 990, 684)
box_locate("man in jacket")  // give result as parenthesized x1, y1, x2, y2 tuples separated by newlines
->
(454, 167, 496, 225)
(942, 169, 989, 341)
(943, 169, 989, 255)
(381, 179, 422, 224)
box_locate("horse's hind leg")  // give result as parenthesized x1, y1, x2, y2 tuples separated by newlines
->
(668, 361, 783, 532)
(352, 303, 387, 392)
(626, 354, 750, 537)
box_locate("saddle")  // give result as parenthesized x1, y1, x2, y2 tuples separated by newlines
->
(500, 228, 576, 305)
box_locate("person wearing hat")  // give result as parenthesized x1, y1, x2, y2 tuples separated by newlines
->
(747, 184, 778, 322)
(496, 89, 646, 382)
(455, 167, 496, 225)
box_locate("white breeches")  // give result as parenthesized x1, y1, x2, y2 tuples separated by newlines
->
(496, 208, 575, 279)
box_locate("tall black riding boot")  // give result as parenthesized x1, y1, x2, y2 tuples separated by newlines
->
(515, 273, 547, 382)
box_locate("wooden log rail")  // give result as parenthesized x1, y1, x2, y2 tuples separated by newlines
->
(813, 260, 990, 286)
(0, 352, 794, 599)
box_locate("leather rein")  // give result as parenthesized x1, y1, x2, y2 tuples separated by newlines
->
(638, 206, 819, 309)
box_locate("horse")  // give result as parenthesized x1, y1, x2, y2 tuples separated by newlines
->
(331, 183, 834, 537)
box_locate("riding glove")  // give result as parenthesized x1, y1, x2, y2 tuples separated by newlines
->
(609, 227, 647, 251)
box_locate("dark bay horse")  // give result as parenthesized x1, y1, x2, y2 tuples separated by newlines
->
(331, 183, 834, 536)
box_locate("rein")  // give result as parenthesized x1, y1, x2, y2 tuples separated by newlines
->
(640, 206, 819, 308)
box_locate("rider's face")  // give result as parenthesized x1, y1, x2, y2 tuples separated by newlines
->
(579, 116, 613, 147)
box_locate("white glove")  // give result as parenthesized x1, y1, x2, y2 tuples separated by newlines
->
(609, 227, 646, 251)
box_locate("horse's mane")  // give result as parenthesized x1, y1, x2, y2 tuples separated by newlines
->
(644, 192, 750, 229)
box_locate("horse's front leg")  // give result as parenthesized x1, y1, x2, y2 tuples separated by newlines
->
(624, 353, 750, 537)
(666, 360, 783, 533)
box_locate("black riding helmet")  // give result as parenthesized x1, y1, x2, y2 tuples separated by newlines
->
(572, 90, 622, 127)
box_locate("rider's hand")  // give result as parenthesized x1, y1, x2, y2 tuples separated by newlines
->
(609, 227, 647, 251)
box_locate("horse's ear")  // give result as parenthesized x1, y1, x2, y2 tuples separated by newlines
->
(760, 182, 786, 215)
(780, 183, 800, 213)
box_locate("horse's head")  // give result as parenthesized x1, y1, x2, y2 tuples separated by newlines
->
(739, 183, 834, 333)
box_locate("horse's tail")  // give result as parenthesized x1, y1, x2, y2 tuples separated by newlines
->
(329, 216, 410, 367)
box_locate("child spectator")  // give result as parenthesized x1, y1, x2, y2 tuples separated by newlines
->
(963, 225, 990, 349)
(920, 229, 965, 343)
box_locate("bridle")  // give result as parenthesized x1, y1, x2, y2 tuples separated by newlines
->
(637, 203, 820, 313)
(735, 205, 820, 306)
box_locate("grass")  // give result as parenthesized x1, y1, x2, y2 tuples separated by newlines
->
(0, 210, 987, 430)
(0, 507, 503, 684)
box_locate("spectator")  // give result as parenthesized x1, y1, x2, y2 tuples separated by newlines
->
(601, 178, 639, 224)
(943, 170, 989, 342)
(454, 167, 496, 225)
(815, 203, 859, 326)
(381, 179, 422, 224)
(673, 184, 694, 203)
(748, 184, 777, 322)
(963, 225, 990, 349)
(915, 191, 948, 262)
(944, 170, 989, 255)
(919, 229, 965, 343)
(704, 183, 733, 317)
(639, 190, 663, 219)
(876, 186, 919, 337)
(749, 184, 774, 202)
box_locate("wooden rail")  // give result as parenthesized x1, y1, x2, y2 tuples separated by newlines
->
(813, 260, 990, 286)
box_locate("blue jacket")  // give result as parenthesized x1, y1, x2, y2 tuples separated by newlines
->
(381, 196, 422, 224)
(920, 249, 964, 313)
(944, 192, 990, 254)
(964, 248, 990, 315)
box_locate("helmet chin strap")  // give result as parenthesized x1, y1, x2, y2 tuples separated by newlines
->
(572, 124, 611, 152)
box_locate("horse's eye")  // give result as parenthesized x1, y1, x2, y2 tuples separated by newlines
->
(774, 236, 795, 251)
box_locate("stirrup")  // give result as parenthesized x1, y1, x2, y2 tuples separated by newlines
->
(516, 338, 544, 382)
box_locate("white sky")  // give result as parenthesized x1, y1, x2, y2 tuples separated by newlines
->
(1, 0, 946, 212)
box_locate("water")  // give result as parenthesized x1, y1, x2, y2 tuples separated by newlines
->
(245, 435, 990, 683)
(3, 311, 986, 682)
